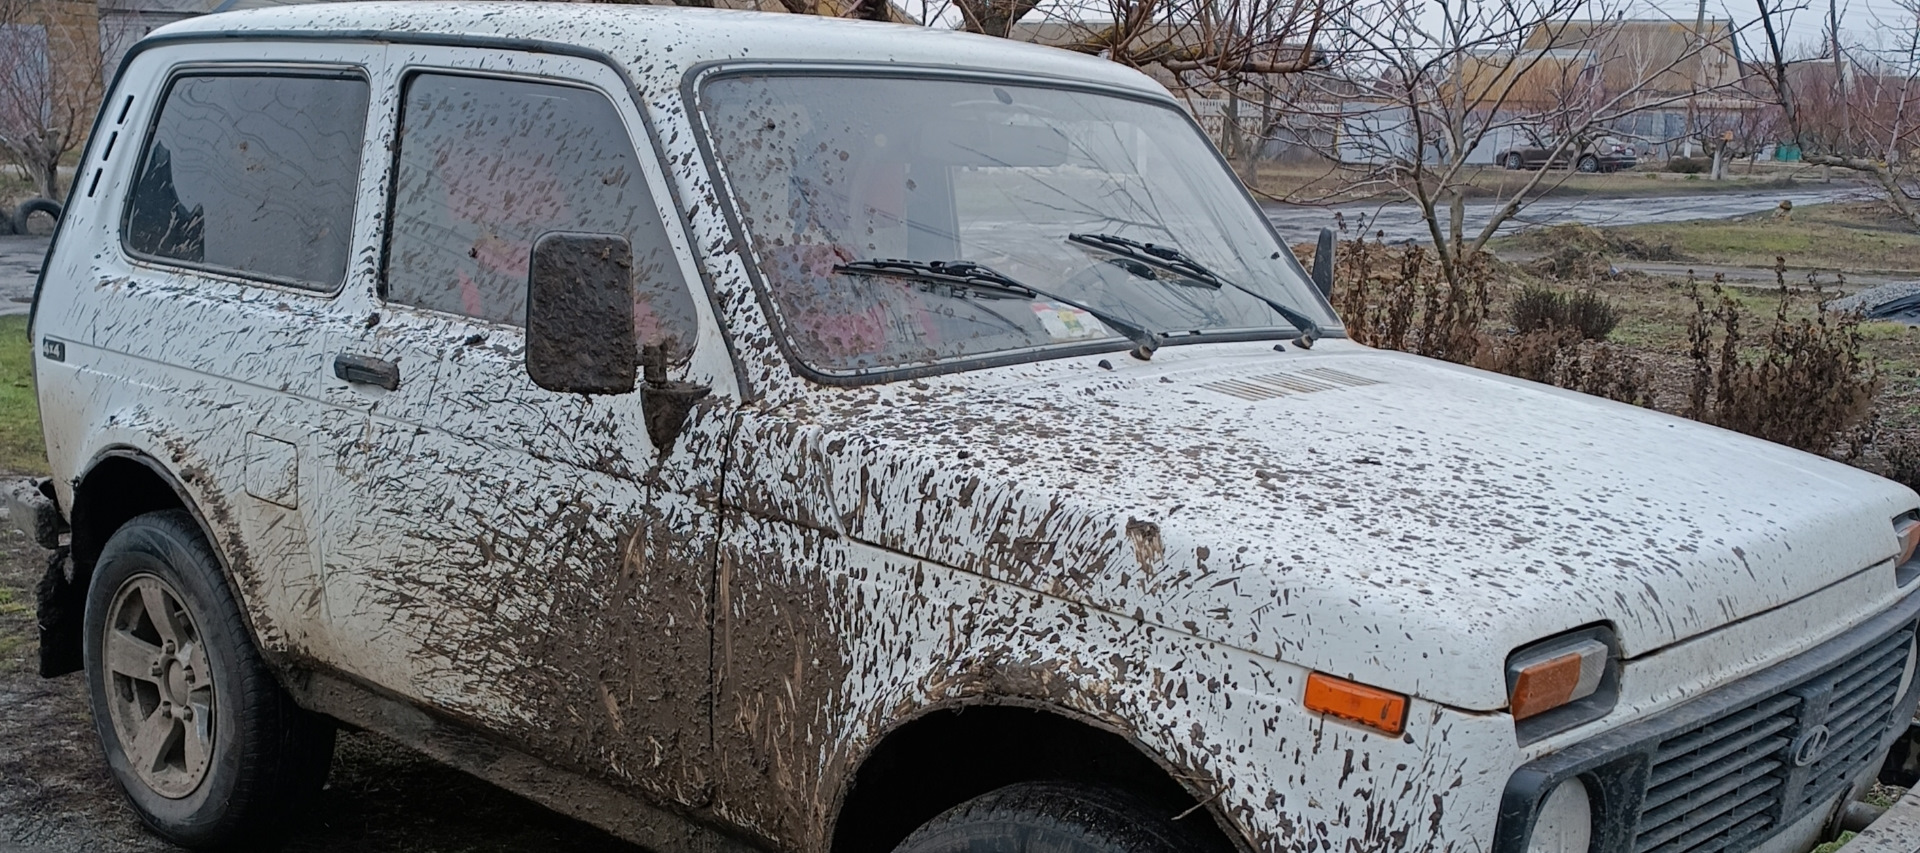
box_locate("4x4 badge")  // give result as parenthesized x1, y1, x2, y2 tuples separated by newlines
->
(1791, 725, 1832, 767)
(41, 338, 64, 362)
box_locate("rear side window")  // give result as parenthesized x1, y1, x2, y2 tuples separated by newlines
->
(383, 73, 697, 362)
(123, 72, 370, 291)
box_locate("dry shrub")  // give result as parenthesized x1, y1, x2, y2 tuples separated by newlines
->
(1566, 288, 1621, 340)
(1509, 284, 1620, 340)
(1333, 237, 1486, 360)
(1476, 331, 1652, 405)
(1666, 156, 1708, 174)
(1881, 431, 1920, 493)
(1682, 262, 1880, 453)
(1511, 284, 1565, 334)
(1334, 235, 1650, 405)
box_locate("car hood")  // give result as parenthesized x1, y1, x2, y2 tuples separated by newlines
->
(728, 340, 1916, 710)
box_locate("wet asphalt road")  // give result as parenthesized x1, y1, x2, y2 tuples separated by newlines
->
(0, 236, 45, 316)
(1262, 186, 1869, 244)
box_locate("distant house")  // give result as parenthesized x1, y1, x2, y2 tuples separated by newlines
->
(1525, 18, 1754, 159)
(1005, 20, 1316, 149)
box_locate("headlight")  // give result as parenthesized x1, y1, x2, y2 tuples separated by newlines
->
(1527, 779, 1593, 853)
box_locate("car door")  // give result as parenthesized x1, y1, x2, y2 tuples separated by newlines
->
(58, 45, 385, 662)
(310, 47, 732, 805)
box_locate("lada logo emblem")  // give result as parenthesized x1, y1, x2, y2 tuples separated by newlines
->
(1790, 725, 1832, 768)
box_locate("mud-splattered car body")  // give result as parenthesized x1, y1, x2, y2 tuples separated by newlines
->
(25, 4, 1920, 853)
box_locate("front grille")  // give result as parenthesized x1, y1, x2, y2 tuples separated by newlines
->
(1630, 630, 1914, 853)
(1633, 693, 1797, 853)
(1492, 598, 1920, 853)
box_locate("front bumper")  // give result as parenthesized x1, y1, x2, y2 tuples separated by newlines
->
(1493, 587, 1920, 853)
(1850, 783, 1920, 853)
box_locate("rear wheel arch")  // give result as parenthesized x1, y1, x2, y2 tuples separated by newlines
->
(71, 449, 197, 576)
(45, 448, 259, 678)
(828, 701, 1248, 853)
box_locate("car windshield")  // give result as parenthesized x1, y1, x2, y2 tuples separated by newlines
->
(697, 72, 1338, 375)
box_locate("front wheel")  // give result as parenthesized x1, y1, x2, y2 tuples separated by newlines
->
(83, 509, 334, 850)
(1577, 155, 1600, 173)
(892, 781, 1222, 853)
(1504, 153, 1524, 170)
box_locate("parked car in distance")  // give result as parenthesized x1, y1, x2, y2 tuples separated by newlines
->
(1499, 137, 1639, 172)
(20, 4, 1920, 853)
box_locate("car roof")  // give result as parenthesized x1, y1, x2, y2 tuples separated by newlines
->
(148, 2, 1168, 99)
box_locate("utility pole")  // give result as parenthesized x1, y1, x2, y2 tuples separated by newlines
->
(1684, 0, 1706, 157)
(1830, 0, 1850, 150)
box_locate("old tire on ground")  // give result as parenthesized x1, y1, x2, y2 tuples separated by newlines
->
(1576, 155, 1600, 173)
(13, 197, 61, 235)
(1504, 152, 1524, 170)
(82, 509, 334, 850)
(891, 781, 1222, 853)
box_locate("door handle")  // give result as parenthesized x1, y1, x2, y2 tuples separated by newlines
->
(333, 353, 400, 390)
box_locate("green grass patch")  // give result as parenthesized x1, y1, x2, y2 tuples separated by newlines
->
(1812, 831, 1856, 853)
(0, 315, 48, 475)
(1607, 203, 1920, 273)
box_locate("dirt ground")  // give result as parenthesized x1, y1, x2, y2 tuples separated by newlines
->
(0, 485, 647, 853)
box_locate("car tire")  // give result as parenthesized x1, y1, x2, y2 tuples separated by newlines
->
(1504, 153, 1523, 170)
(83, 509, 334, 850)
(891, 781, 1222, 853)
(1576, 155, 1600, 173)
(13, 197, 61, 236)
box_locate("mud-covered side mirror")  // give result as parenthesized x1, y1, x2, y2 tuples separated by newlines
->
(1311, 227, 1336, 299)
(527, 232, 638, 395)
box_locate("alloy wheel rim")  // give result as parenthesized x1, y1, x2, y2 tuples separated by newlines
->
(102, 573, 216, 799)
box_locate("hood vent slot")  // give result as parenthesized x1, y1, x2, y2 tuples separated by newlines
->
(1200, 367, 1381, 401)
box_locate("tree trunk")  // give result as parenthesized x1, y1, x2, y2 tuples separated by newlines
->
(953, 0, 1040, 38)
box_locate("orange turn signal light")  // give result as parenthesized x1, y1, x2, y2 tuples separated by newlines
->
(1304, 672, 1408, 736)
(1509, 640, 1609, 720)
(1896, 517, 1920, 566)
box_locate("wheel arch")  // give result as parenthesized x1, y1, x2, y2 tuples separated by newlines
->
(828, 698, 1251, 853)
(44, 445, 266, 677)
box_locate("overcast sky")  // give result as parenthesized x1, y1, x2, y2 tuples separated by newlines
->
(1680, 0, 1917, 54)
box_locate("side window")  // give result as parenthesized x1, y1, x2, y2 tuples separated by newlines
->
(123, 72, 370, 291)
(384, 73, 698, 362)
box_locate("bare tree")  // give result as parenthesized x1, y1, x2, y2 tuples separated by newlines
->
(1750, 0, 1920, 228)
(1285, 0, 1743, 287)
(954, 0, 1045, 37)
(0, 0, 99, 200)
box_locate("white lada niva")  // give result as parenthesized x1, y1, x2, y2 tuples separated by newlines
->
(20, 4, 1920, 853)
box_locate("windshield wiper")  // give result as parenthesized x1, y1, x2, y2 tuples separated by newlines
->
(834, 258, 1162, 359)
(1068, 233, 1322, 346)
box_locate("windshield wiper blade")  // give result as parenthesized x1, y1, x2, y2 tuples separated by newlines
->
(1068, 233, 1323, 345)
(834, 258, 1031, 299)
(834, 258, 1162, 359)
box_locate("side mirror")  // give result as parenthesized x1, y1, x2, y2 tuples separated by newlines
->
(527, 232, 638, 395)
(1311, 227, 1336, 299)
